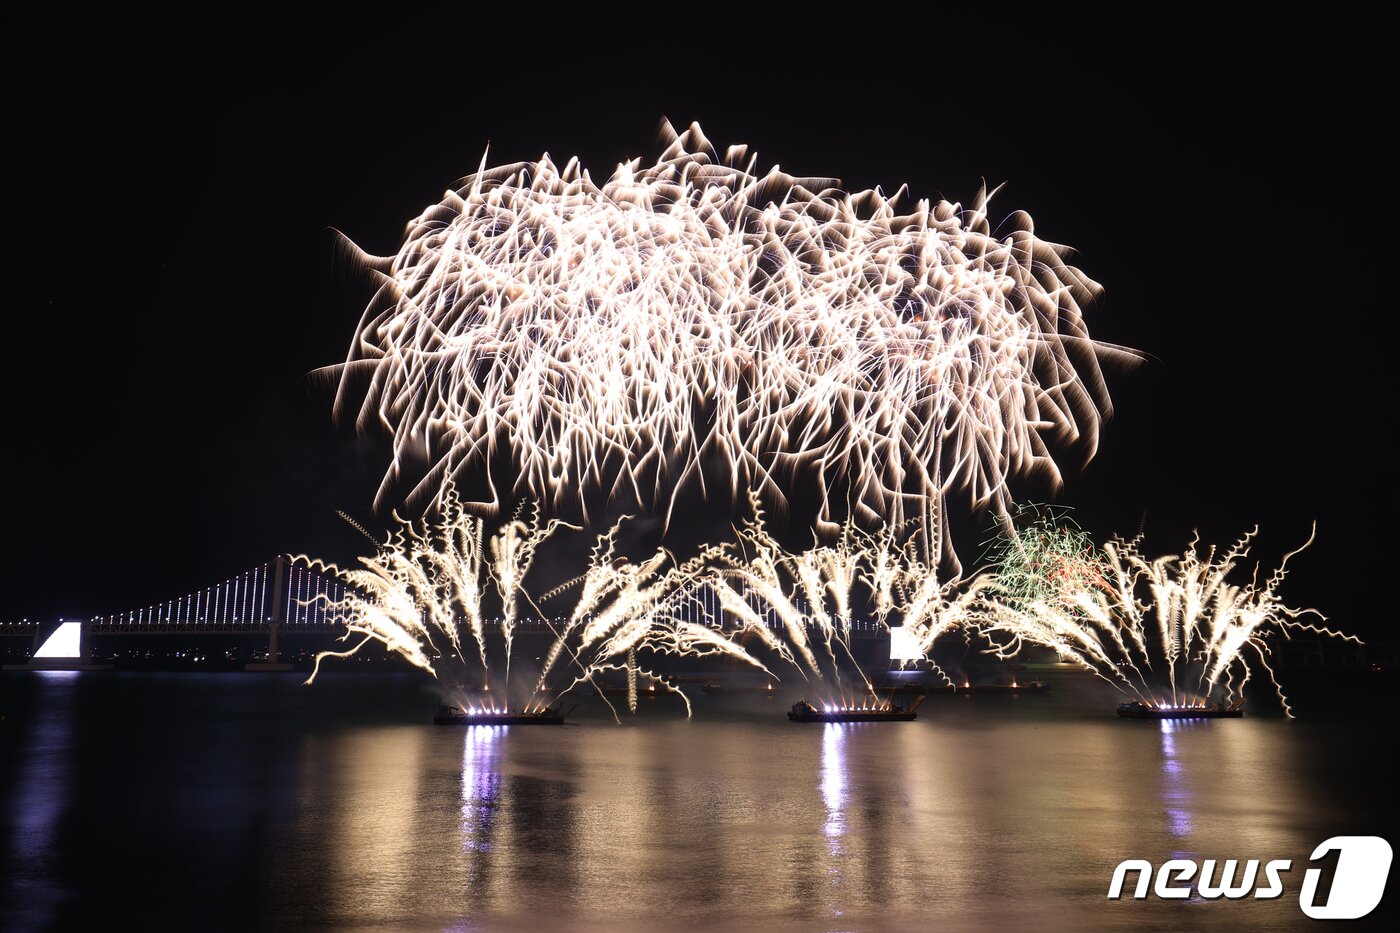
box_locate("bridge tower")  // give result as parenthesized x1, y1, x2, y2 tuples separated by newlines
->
(247, 555, 292, 671)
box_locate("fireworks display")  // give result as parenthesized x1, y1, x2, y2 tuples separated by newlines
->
(977, 524, 1360, 715)
(293, 502, 1363, 720)
(985, 504, 1111, 614)
(298, 123, 1356, 723)
(703, 493, 989, 703)
(298, 490, 774, 718)
(296, 487, 997, 714)
(331, 121, 1133, 533)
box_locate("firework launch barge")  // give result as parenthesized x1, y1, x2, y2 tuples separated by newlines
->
(1116, 699, 1244, 720)
(787, 697, 925, 723)
(434, 704, 575, 725)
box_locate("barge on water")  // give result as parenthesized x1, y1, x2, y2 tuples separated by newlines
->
(1116, 699, 1244, 720)
(433, 704, 575, 725)
(788, 697, 924, 723)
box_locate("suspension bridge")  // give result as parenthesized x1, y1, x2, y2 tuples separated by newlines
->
(2, 556, 890, 670)
(2, 557, 348, 669)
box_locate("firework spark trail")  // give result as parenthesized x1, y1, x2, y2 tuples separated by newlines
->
(711, 498, 827, 681)
(979, 508, 1155, 695)
(709, 577, 800, 670)
(983, 505, 1112, 608)
(846, 516, 996, 687)
(978, 523, 1360, 715)
(654, 617, 783, 677)
(299, 492, 775, 716)
(330, 121, 1135, 538)
(531, 525, 635, 692)
(563, 661, 696, 718)
(488, 503, 576, 688)
(544, 544, 779, 719)
(421, 496, 486, 666)
(702, 494, 987, 703)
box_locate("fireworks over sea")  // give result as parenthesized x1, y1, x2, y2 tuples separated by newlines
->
(301, 122, 1357, 718)
(298, 490, 778, 719)
(979, 519, 1360, 716)
(297, 490, 986, 715)
(330, 121, 1136, 537)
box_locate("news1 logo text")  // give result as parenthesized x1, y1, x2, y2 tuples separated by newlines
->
(1108, 836, 1392, 920)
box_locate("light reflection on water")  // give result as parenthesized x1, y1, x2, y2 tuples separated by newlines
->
(1159, 718, 1194, 840)
(0, 672, 1394, 931)
(820, 723, 845, 846)
(4, 672, 74, 933)
(820, 723, 847, 919)
(461, 725, 505, 854)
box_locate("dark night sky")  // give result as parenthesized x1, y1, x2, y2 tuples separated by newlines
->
(3, 28, 1392, 638)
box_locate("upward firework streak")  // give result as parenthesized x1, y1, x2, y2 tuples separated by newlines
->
(704, 493, 989, 705)
(331, 121, 1134, 535)
(300, 487, 991, 713)
(298, 491, 773, 718)
(978, 525, 1359, 716)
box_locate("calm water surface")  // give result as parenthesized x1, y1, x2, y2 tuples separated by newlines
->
(2, 671, 1395, 931)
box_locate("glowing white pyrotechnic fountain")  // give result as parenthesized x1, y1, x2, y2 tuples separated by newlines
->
(297, 490, 776, 719)
(978, 523, 1360, 716)
(704, 492, 989, 709)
